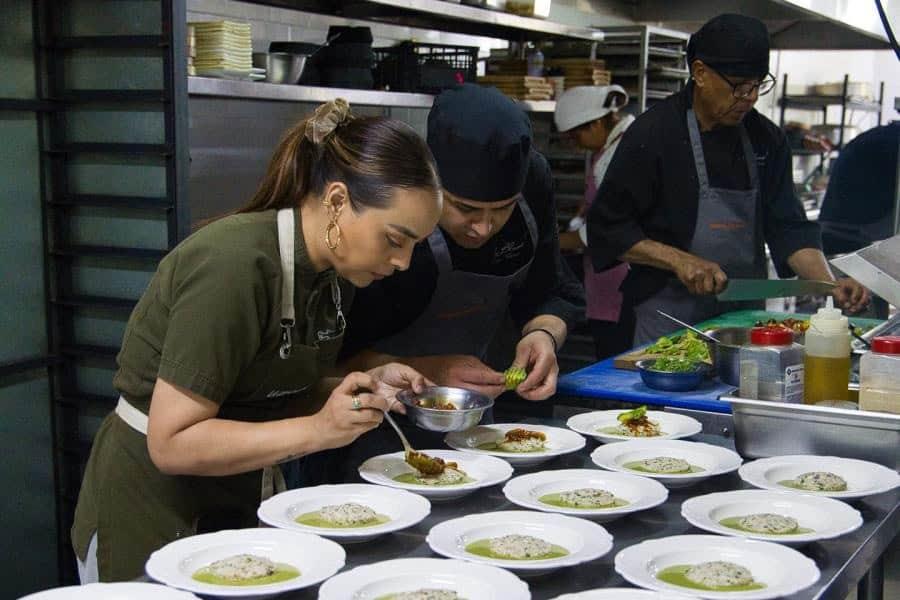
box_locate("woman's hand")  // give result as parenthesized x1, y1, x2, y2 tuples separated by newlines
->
(511, 331, 559, 401)
(312, 371, 391, 450)
(367, 362, 432, 412)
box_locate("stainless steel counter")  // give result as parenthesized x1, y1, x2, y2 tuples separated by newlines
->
(275, 425, 898, 599)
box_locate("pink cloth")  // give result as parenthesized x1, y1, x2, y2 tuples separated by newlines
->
(583, 150, 628, 322)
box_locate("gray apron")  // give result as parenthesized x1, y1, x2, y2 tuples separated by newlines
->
(317, 198, 540, 483)
(374, 195, 539, 360)
(633, 109, 766, 345)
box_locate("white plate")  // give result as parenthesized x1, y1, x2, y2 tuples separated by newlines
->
(681, 489, 863, 545)
(444, 423, 586, 467)
(145, 528, 345, 598)
(358, 450, 513, 500)
(614, 534, 820, 599)
(591, 439, 742, 488)
(257, 483, 430, 542)
(502, 468, 668, 522)
(21, 583, 199, 599)
(426, 510, 613, 575)
(318, 557, 531, 600)
(738, 455, 900, 499)
(567, 410, 702, 443)
(551, 589, 696, 600)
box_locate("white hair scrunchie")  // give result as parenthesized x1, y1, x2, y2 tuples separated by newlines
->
(304, 98, 352, 145)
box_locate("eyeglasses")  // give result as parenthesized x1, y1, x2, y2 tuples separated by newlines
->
(708, 66, 776, 99)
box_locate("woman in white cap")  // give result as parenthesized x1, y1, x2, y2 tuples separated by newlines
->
(554, 84, 636, 359)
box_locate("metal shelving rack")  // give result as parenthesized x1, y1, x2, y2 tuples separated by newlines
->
(591, 25, 690, 113)
(778, 73, 884, 191)
(25, 0, 190, 583)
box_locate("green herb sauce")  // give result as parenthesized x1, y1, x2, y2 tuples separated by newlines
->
(538, 492, 629, 509)
(392, 473, 475, 486)
(656, 565, 765, 592)
(192, 564, 299, 586)
(719, 516, 813, 535)
(623, 461, 703, 474)
(294, 511, 390, 528)
(464, 538, 569, 560)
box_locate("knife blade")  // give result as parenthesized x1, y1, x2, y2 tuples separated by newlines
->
(717, 278, 836, 301)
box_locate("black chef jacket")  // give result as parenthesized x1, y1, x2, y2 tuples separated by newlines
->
(587, 83, 822, 305)
(340, 149, 585, 360)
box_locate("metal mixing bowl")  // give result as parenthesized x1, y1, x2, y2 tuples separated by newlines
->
(704, 327, 751, 386)
(396, 386, 493, 432)
(253, 51, 307, 84)
(636, 359, 709, 392)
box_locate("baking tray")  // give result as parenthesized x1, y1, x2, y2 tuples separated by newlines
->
(724, 396, 900, 469)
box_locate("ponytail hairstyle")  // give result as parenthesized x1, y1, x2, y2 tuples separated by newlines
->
(236, 98, 441, 215)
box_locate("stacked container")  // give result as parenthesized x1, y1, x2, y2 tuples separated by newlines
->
(739, 326, 805, 403)
(859, 336, 900, 414)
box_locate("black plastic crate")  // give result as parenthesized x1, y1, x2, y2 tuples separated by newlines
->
(373, 42, 478, 94)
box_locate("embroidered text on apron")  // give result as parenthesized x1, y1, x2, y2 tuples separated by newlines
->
(633, 109, 767, 345)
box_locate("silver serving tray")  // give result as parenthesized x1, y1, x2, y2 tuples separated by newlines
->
(724, 396, 900, 469)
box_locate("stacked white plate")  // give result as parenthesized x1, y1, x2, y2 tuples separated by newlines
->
(257, 483, 430, 542)
(427, 510, 613, 576)
(445, 423, 586, 467)
(681, 489, 863, 545)
(738, 455, 900, 499)
(615, 534, 820, 599)
(567, 409, 702, 443)
(503, 468, 668, 522)
(21, 583, 198, 599)
(145, 528, 345, 597)
(591, 439, 742, 487)
(319, 557, 531, 599)
(551, 590, 695, 600)
(358, 449, 513, 500)
(190, 21, 253, 79)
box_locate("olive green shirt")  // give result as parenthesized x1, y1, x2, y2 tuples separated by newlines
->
(73, 208, 353, 581)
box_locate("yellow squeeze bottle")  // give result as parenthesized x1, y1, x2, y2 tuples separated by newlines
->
(803, 297, 851, 405)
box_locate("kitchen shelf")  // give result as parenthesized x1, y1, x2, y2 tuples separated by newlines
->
(59, 344, 120, 362)
(780, 95, 882, 113)
(50, 35, 167, 50)
(242, 0, 602, 41)
(50, 194, 173, 210)
(51, 244, 168, 262)
(53, 90, 169, 103)
(0, 97, 55, 111)
(46, 143, 172, 156)
(188, 76, 557, 112)
(52, 295, 138, 313)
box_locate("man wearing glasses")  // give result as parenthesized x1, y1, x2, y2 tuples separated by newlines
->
(587, 13, 868, 343)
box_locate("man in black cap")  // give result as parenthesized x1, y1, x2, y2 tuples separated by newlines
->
(587, 14, 868, 344)
(340, 84, 583, 400)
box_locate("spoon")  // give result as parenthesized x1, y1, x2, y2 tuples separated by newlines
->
(382, 410, 446, 475)
(655, 310, 719, 344)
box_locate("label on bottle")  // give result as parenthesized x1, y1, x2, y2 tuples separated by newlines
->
(784, 364, 805, 403)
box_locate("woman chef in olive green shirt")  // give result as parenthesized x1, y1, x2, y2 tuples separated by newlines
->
(72, 100, 444, 582)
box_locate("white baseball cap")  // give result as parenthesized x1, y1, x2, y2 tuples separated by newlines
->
(554, 84, 629, 132)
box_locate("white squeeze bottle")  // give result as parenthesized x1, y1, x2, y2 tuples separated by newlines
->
(803, 297, 850, 404)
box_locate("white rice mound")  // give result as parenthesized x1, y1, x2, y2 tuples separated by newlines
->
(557, 487, 616, 507)
(497, 437, 545, 452)
(636, 456, 691, 473)
(488, 534, 553, 559)
(737, 513, 799, 534)
(201, 554, 276, 581)
(392, 590, 459, 600)
(414, 467, 467, 486)
(795, 471, 847, 491)
(318, 502, 378, 526)
(684, 561, 754, 588)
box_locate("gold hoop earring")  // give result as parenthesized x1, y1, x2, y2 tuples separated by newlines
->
(325, 219, 342, 250)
